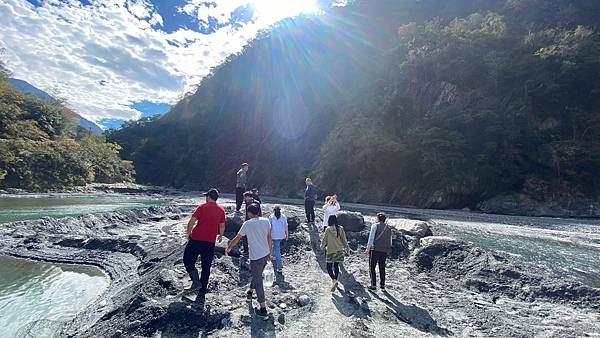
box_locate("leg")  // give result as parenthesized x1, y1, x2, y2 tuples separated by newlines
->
(183, 241, 201, 289)
(198, 242, 215, 291)
(242, 236, 249, 258)
(235, 187, 243, 211)
(369, 251, 377, 287)
(272, 240, 283, 270)
(326, 263, 336, 280)
(304, 200, 311, 222)
(251, 256, 268, 306)
(309, 200, 315, 222)
(379, 253, 387, 288)
(333, 262, 340, 280)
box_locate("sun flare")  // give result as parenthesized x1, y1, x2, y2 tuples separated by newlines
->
(250, 0, 319, 23)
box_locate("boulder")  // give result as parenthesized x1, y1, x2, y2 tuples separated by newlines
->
(287, 215, 300, 232)
(214, 237, 240, 257)
(225, 213, 245, 233)
(337, 212, 365, 232)
(402, 222, 433, 238)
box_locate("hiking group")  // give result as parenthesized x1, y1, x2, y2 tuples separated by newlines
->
(182, 162, 392, 320)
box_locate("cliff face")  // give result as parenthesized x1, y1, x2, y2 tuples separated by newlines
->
(110, 0, 600, 210)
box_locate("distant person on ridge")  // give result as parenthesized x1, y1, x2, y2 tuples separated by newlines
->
(320, 215, 349, 291)
(235, 163, 249, 212)
(183, 188, 225, 296)
(269, 205, 288, 273)
(225, 203, 272, 320)
(322, 195, 340, 232)
(365, 212, 392, 291)
(251, 188, 262, 204)
(304, 178, 317, 224)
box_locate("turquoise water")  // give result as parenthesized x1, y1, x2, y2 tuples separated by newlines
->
(0, 256, 109, 338)
(0, 194, 165, 224)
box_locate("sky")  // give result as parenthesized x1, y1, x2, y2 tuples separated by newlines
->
(0, 0, 341, 129)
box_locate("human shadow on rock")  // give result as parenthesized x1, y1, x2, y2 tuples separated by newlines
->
(372, 290, 451, 336)
(331, 289, 371, 319)
(247, 302, 277, 338)
(274, 270, 292, 291)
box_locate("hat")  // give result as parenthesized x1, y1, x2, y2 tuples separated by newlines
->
(203, 188, 219, 201)
(273, 205, 281, 210)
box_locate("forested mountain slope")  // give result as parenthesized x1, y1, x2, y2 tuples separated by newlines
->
(109, 0, 600, 210)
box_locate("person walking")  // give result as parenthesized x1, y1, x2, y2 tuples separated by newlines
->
(304, 178, 317, 224)
(235, 163, 249, 212)
(183, 188, 226, 296)
(321, 215, 349, 291)
(322, 195, 340, 231)
(225, 203, 272, 320)
(269, 206, 288, 273)
(365, 212, 392, 291)
(242, 191, 261, 259)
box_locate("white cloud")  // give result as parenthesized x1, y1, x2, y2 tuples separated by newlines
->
(0, 0, 320, 127)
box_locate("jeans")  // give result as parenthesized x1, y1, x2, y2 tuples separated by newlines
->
(326, 262, 339, 280)
(369, 250, 387, 287)
(250, 255, 269, 303)
(272, 239, 283, 269)
(183, 240, 215, 291)
(235, 187, 245, 211)
(304, 199, 315, 222)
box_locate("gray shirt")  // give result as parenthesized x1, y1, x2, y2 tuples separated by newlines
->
(236, 169, 247, 188)
(239, 217, 271, 260)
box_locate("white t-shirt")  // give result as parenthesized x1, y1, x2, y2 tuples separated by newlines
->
(239, 217, 271, 260)
(322, 202, 340, 227)
(269, 214, 287, 240)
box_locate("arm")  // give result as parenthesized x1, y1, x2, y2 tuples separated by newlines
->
(285, 221, 289, 240)
(341, 228, 349, 250)
(268, 226, 273, 261)
(320, 231, 328, 251)
(225, 234, 243, 255)
(334, 202, 340, 212)
(187, 216, 198, 237)
(365, 224, 377, 254)
(217, 222, 225, 243)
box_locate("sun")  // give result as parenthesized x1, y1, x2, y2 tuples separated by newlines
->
(250, 0, 320, 24)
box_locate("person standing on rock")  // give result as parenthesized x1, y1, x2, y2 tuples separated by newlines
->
(225, 203, 272, 320)
(183, 188, 226, 296)
(365, 212, 392, 291)
(269, 205, 288, 273)
(322, 195, 340, 232)
(321, 215, 349, 291)
(235, 163, 249, 212)
(304, 178, 317, 224)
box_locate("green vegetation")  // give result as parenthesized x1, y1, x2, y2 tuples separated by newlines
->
(0, 62, 134, 191)
(110, 0, 600, 208)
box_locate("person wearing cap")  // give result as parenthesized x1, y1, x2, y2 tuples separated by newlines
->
(268, 206, 288, 273)
(365, 212, 392, 291)
(225, 203, 272, 320)
(235, 163, 249, 212)
(183, 188, 226, 296)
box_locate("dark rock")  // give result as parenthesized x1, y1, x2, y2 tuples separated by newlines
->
(297, 295, 310, 306)
(277, 313, 285, 325)
(287, 215, 300, 232)
(337, 212, 365, 232)
(225, 213, 245, 233)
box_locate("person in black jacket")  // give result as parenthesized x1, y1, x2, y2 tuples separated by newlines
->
(235, 163, 249, 212)
(304, 178, 317, 223)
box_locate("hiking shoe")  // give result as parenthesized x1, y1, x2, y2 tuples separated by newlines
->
(254, 307, 269, 320)
(367, 285, 377, 291)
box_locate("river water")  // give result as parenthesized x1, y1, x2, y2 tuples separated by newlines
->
(0, 194, 166, 338)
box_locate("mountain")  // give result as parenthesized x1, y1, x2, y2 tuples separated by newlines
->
(109, 0, 600, 210)
(9, 78, 103, 134)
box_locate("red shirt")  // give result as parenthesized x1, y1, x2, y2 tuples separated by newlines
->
(190, 202, 226, 243)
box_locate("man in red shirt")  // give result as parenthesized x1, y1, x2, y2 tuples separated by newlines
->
(183, 188, 226, 296)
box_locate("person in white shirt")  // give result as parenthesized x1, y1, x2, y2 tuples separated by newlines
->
(225, 203, 272, 320)
(322, 195, 340, 231)
(268, 206, 288, 273)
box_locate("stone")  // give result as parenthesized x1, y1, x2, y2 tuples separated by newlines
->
(297, 295, 310, 306)
(404, 222, 433, 238)
(279, 302, 287, 309)
(287, 215, 300, 231)
(336, 212, 365, 232)
(225, 213, 245, 233)
(277, 313, 286, 325)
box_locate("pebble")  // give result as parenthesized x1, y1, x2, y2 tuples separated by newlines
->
(277, 313, 285, 325)
(298, 295, 310, 306)
(279, 303, 287, 309)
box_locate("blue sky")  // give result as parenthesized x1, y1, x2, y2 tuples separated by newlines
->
(0, 0, 339, 129)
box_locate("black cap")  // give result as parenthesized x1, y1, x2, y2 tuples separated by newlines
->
(203, 188, 219, 201)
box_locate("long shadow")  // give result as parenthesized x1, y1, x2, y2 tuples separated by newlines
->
(247, 302, 277, 338)
(159, 296, 206, 338)
(370, 290, 451, 336)
(331, 288, 371, 319)
(307, 222, 329, 275)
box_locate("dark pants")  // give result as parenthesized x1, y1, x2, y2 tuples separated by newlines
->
(369, 250, 387, 287)
(183, 240, 215, 291)
(235, 187, 245, 211)
(250, 255, 269, 303)
(304, 199, 315, 222)
(326, 262, 339, 280)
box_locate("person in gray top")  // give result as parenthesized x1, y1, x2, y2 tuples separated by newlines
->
(235, 163, 249, 212)
(365, 212, 392, 291)
(304, 178, 317, 223)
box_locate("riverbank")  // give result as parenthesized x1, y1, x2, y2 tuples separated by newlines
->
(1, 195, 599, 337)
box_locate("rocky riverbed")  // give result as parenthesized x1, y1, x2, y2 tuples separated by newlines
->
(1, 198, 599, 337)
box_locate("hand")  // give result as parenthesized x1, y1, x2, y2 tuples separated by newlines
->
(364, 248, 371, 255)
(216, 234, 223, 243)
(225, 247, 230, 256)
(267, 255, 273, 262)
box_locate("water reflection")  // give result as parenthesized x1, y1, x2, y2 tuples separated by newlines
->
(0, 256, 109, 337)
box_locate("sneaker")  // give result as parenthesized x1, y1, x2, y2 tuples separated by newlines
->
(367, 285, 377, 291)
(254, 307, 269, 320)
(246, 289, 253, 301)
(380, 285, 386, 291)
